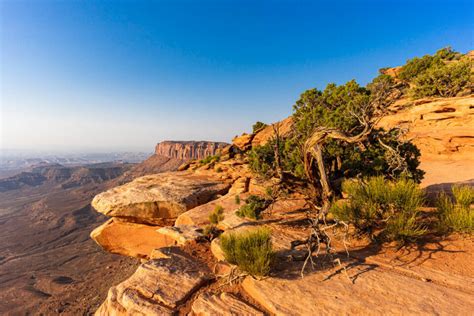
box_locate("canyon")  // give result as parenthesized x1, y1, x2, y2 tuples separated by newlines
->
(0, 141, 227, 314)
(86, 94, 474, 315)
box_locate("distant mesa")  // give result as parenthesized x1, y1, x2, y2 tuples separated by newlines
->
(154, 140, 229, 160)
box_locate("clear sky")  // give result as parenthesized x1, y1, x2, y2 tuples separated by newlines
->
(1, 0, 472, 153)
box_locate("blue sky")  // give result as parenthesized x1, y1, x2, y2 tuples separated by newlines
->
(1, 0, 472, 152)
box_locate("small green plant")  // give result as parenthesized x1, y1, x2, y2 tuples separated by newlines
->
(252, 121, 268, 134)
(235, 195, 270, 219)
(203, 205, 225, 240)
(209, 205, 225, 224)
(332, 177, 426, 243)
(215, 166, 223, 173)
(437, 185, 474, 233)
(220, 227, 274, 276)
(200, 154, 221, 165)
(234, 195, 241, 205)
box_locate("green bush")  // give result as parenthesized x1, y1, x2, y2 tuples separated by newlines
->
(220, 227, 274, 276)
(437, 185, 474, 233)
(235, 195, 270, 219)
(332, 177, 426, 243)
(209, 205, 224, 225)
(411, 61, 470, 98)
(200, 154, 220, 165)
(234, 195, 241, 205)
(252, 121, 268, 134)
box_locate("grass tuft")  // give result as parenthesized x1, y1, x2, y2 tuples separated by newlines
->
(437, 185, 474, 233)
(220, 227, 274, 276)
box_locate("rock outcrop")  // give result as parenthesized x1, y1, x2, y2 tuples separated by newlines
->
(92, 172, 231, 224)
(191, 292, 263, 316)
(379, 95, 474, 186)
(95, 248, 212, 315)
(155, 141, 228, 160)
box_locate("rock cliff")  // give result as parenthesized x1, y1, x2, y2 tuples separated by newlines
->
(154, 141, 228, 160)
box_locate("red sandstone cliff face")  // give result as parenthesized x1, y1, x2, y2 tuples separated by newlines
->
(155, 141, 228, 160)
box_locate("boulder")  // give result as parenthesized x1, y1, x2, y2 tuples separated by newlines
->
(232, 133, 254, 151)
(96, 248, 213, 315)
(90, 218, 171, 259)
(92, 172, 231, 224)
(191, 292, 263, 316)
(175, 193, 249, 228)
(156, 225, 204, 246)
(251, 117, 294, 147)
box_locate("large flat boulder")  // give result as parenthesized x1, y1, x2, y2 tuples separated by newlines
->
(175, 192, 249, 229)
(95, 248, 213, 315)
(92, 172, 231, 224)
(191, 292, 263, 316)
(242, 261, 474, 315)
(90, 218, 172, 259)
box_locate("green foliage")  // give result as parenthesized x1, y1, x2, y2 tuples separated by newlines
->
(220, 227, 274, 276)
(235, 195, 270, 219)
(252, 121, 268, 134)
(398, 47, 470, 98)
(411, 60, 471, 98)
(234, 195, 241, 205)
(437, 185, 474, 233)
(200, 154, 220, 165)
(248, 138, 305, 179)
(215, 166, 223, 173)
(290, 79, 423, 183)
(332, 177, 426, 243)
(209, 205, 225, 225)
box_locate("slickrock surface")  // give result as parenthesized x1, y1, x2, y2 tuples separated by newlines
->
(155, 141, 228, 160)
(379, 95, 474, 186)
(242, 262, 474, 316)
(96, 248, 213, 315)
(92, 172, 231, 224)
(191, 292, 263, 316)
(90, 218, 171, 258)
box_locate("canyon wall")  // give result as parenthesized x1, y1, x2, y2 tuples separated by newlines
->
(155, 141, 228, 160)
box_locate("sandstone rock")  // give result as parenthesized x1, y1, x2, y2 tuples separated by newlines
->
(96, 248, 213, 315)
(191, 292, 263, 316)
(90, 218, 172, 259)
(92, 172, 231, 224)
(156, 225, 203, 246)
(228, 177, 250, 194)
(251, 116, 294, 147)
(232, 133, 254, 151)
(175, 193, 249, 228)
(155, 141, 228, 160)
(210, 238, 226, 262)
(379, 95, 474, 187)
(242, 262, 474, 315)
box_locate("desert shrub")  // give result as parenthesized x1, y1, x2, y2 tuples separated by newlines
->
(215, 166, 223, 173)
(437, 185, 474, 233)
(248, 142, 276, 177)
(200, 154, 220, 165)
(235, 195, 271, 219)
(290, 79, 423, 185)
(234, 195, 241, 205)
(203, 205, 225, 240)
(332, 177, 426, 243)
(220, 227, 274, 276)
(252, 121, 268, 134)
(209, 205, 225, 224)
(397, 47, 470, 98)
(411, 61, 471, 98)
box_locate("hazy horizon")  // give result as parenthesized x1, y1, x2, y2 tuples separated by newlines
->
(1, 0, 472, 152)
